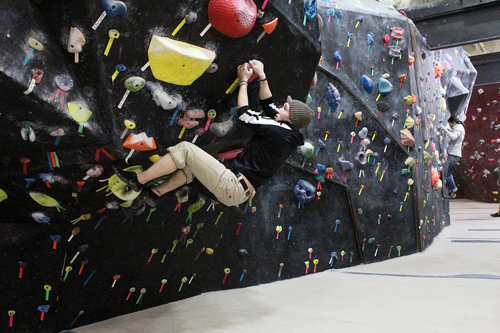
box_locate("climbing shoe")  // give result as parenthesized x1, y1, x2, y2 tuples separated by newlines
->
(141, 188, 160, 208)
(112, 165, 142, 192)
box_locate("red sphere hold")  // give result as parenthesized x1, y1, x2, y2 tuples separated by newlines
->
(208, 0, 257, 38)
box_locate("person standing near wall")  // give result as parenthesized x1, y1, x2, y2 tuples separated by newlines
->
(439, 115, 465, 199)
(491, 160, 500, 217)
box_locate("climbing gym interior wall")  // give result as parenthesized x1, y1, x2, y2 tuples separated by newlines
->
(0, 0, 475, 332)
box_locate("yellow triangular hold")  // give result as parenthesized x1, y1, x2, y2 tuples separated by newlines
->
(0, 189, 7, 202)
(67, 102, 92, 123)
(148, 35, 215, 86)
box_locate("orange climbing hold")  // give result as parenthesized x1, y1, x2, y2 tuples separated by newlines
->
(123, 133, 157, 151)
(263, 18, 278, 34)
(326, 167, 333, 179)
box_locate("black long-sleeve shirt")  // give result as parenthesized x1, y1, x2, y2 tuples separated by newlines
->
(231, 97, 304, 188)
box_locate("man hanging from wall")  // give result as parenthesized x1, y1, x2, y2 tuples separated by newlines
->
(113, 60, 314, 208)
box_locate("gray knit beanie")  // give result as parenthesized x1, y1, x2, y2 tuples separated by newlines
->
(287, 96, 314, 129)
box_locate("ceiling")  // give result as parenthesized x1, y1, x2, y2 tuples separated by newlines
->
(381, 0, 500, 56)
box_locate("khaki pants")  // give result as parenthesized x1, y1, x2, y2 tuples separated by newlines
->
(167, 142, 250, 207)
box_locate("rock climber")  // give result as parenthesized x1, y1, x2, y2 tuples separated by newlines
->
(113, 60, 314, 208)
(439, 115, 465, 199)
(491, 159, 500, 217)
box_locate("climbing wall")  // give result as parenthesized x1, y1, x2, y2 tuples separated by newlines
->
(0, 0, 474, 332)
(410, 41, 475, 244)
(455, 84, 500, 203)
(307, 1, 476, 259)
(0, 0, 321, 331)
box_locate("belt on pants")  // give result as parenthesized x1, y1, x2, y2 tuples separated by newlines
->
(231, 169, 252, 198)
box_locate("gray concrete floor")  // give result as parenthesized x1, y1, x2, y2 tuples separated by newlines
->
(74, 199, 500, 333)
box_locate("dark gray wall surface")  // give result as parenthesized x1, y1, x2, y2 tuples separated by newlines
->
(470, 52, 500, 86)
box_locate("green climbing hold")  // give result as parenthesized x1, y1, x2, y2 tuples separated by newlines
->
(423, 151, 431, 164)
(306, 94, 312, 106)
(0, 189, 7, 202)
(124, 77, 146, 92)
(188, 195, 206, 214)
(404, 95, 413, 105)
(300, 142, 314, 160)
(315, 175, 325, 183)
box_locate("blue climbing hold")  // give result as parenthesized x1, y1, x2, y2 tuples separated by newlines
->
(334, 51, 342, 63)
(362, 75, 374, 94)
(294, 179, 316, 204)
(101, 0, 127, 18)
(326, 83, 341, 113)
(303, 0, 317, 21)
(378, 77, 393, 96)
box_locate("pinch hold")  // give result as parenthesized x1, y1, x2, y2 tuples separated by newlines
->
(294, 179, 316, 204)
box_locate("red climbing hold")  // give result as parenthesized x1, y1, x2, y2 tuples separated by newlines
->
(208, 0, 257, 38)
(435, 62, 443, 78)
(409, 55, 415, 66)
(431, 167, 439, 186)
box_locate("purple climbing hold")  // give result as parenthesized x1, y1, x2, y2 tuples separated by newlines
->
(355, 151, 367, 169)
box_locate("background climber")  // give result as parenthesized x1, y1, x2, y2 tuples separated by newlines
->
(491, 159, 500, 217)
(439, 115, 465, 198)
